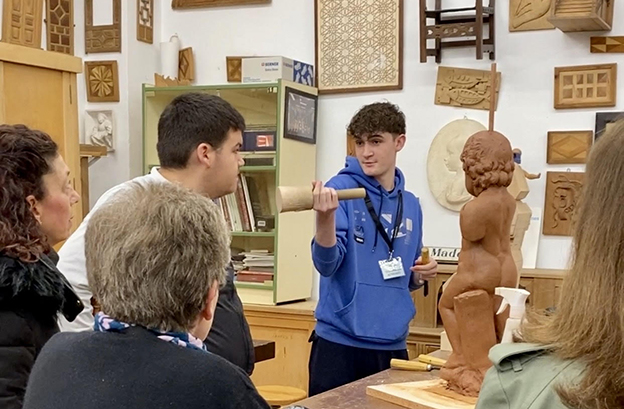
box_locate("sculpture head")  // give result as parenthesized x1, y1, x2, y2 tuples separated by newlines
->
(97, 113, 107, 123)
(444, 134, 466, 173)
(460, 130, 514, 197)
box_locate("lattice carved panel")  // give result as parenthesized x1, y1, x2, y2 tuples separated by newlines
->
(137, 0, 153, 44)
(426, 23, 475, 39)
(2, 0, 43, 48)
(315, 0, 403, 94)
(554, 64, 617, 109)
(543, 171, 585, 236)
(46, 0, 73, 54)
(85, 0, 121, 53)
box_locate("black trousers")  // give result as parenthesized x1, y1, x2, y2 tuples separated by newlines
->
(308, 332, 408, 396)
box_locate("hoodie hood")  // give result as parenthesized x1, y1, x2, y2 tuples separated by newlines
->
(338, 156, 405, 198)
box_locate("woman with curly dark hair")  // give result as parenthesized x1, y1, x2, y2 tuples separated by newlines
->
(0, 124, 83, 409)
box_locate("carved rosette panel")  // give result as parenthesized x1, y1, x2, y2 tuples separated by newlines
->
(542, 171, 585, 236)
(85, 61, 120, 102)
(137, 0, 153, 44)
(2, 0, 43, 48)
(85, 0, 121, 53)
(46, 0, 73, 54)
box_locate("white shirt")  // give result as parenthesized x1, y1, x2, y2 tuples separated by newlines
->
(58, 167, 168, 331)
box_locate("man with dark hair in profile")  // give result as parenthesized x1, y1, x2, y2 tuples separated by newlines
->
(58, 93, 256, 374)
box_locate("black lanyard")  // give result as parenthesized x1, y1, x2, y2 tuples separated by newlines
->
(364, 191, 403, 259)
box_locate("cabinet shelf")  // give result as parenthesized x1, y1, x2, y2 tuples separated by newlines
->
(240, 166, 276, 173)
(235, 281, 275, 290)
(231, 231, 275, 238)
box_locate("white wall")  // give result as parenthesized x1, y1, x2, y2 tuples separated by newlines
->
(162, 0, 623, 298)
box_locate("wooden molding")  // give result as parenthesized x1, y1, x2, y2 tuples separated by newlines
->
(85, 0, 121, 53)
(172, 0, 271, 8)
(80, 144, 107, 157)
(1, 0, 43, 48)
(554, 63, 617, 109)
(547, 131, 593, 164)
(85, 60, 120, 102)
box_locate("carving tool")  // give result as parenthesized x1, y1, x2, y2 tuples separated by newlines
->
(276, 186, 365, 213)
(417, 354, 447, 368)
(390, 359, 432, 372)
(420, 247, 430, 297)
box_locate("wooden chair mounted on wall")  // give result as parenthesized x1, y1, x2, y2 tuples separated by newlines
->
(419, 0, 496, 63)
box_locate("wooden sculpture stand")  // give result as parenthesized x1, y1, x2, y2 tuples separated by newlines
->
(419, 0, 495, 63)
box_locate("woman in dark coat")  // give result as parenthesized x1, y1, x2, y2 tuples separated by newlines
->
(0, 124, 83, 409)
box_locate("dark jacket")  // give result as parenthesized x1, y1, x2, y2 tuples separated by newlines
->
(0, 251, 82, 409)
(23, 327, 271, 409)
(205, 263, 255, 374)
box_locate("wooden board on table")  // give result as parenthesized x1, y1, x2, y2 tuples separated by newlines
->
(367, 379, 476, 409)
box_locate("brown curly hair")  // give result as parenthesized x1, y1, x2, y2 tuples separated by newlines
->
(0, 124, 58, 262)
(460, 130, 514, 196)
(347, 102, 406, 138)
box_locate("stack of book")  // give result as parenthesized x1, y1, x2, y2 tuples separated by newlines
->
(217, 174, 272, 232)
(236, 250, 274, 284)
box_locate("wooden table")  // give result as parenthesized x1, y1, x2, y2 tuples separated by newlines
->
(253, 339, 276, 363)
(292, 351, 450, 409)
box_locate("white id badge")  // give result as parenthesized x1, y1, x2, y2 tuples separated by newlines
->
(379, 256, 406, 280)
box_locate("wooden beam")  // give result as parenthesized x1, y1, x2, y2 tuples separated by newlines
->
(80, 144, 107, 157)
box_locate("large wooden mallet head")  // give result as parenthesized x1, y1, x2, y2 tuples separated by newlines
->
(276, 186, 366, 213)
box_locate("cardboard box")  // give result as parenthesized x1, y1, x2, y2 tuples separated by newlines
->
(242, 56, 314, 86)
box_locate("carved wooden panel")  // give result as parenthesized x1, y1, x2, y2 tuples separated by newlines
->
(435, 66, 501, 111)
(137, 0, 153, 44)
(1, 0, 43, 48)
(46, 0, 73, 54)
(85, 60, 119, 102)
(554, 64, 617, 109)
(547, 131, 593, 164)
(178, 47, 194, 81)
(591, 37, 624, 53)
(426, 23, 475, 39)
(543, 171, 584, 236)
(85, 0, 121, 53)
(172, 0, 270, 8)
(226, 56, 242, 82)
(548, 0, 613, 32)
(509, 0, 553, 31)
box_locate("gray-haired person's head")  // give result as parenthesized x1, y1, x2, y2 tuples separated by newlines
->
(85, 182, 230, 333)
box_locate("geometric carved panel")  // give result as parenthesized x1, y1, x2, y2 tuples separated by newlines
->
(46, 0, 74, 54)
(435, 66, 501, 111)
(85, 60, 120, 102)
(178, 47, 194, 81)
(509, 0, 554, 31)
(226, 56, 243, 82)
(590, 37, 624, 53)
(137, 0, 153, 44)
(85, 0, 121, 53)
(1, 0, 44, 48)
(546, 131, 593, 164)
(554, 63, 617, 109)
(543, 171, 584, 236)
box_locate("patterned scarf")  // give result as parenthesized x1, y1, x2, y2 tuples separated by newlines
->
(94, 312, 208, 353)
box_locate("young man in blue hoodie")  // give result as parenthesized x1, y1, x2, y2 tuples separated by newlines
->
(309, 102, 438, 395)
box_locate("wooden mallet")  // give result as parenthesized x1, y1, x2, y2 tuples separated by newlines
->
(276, 186, 366, 213)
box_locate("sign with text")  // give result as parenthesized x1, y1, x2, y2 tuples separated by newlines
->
(430, 247, 460, 264)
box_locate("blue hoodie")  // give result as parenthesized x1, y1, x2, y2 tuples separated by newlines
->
(312, 156, 424, 350)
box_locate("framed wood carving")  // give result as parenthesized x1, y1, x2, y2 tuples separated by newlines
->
(46, 0, 74, 54)
(315, 0, 403, 94)
(172, 0, 270, 9)
(1, 0, 43, 48)
(226, 56, 243, 82)
(595, 111, 624, 140)
(178, 47, 194, 81)
(137, 0, 154, 44)
(509, 0, 553, 31)
(435, 66, 501, 111)
(543, 171, 585, 236)
(554, 64, 617, 109)
(85, 0, 121, 53)
(546, 131, 593, 164)
(85, 61, 120, 102)
(548, 0, 613, 32)
(591, 37, 624, 53)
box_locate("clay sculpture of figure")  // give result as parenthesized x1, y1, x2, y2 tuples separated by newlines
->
(438, 129, 518, 397)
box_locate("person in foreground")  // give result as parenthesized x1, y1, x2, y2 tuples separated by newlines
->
(308, 102, 438, 395)
(57, 93, 255, 374)
(476, 118, 624, 409)
(23, 183, 270, 409)
(0, 125, 83, 409)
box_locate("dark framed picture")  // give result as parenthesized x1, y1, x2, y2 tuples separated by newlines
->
(284, 87, 318, 144)
(595, 111, 624, 141)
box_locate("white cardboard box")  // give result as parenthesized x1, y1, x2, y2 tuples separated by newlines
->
(242, 56, 314, 86)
